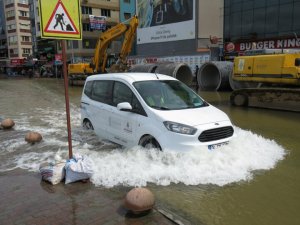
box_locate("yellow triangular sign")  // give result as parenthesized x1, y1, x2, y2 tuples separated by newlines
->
(44, 0, 79, 35)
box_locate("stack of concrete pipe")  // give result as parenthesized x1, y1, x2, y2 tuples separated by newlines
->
(129, 62, 194, 86)
(197, 61, 234, 91)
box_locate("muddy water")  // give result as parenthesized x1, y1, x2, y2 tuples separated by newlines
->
(0, 78, 299, 225)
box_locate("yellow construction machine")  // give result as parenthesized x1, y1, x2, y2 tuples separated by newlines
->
(230, 49, 300, 112)
(68, 15, 139, 85)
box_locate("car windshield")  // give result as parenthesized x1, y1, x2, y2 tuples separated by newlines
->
(133, 80, 208, 110)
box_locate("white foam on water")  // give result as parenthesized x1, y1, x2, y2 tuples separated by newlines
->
(86, 127, 286, 187)
(0, 138, 26, 153)
(0, 124, 286, 187)
(1, 102, 286, 188)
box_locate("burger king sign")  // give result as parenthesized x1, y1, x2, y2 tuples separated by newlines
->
(225, 42, 235, 52)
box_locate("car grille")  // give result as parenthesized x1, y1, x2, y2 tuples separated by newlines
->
(198, 126, 234, 142)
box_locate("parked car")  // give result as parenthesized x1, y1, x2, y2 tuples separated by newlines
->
(80, 73, 234, 151)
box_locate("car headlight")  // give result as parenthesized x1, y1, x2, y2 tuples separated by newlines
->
(163, 121, 197, 135)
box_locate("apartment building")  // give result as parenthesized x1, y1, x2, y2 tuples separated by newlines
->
(2, 0, 32, 60)
(0, 0, 120, 68)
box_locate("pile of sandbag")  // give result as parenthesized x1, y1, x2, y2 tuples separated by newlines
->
(39, 154, 94, 185)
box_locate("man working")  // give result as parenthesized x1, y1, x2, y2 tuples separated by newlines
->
(53, 13, 65, 31)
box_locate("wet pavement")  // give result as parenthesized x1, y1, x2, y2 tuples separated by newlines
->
(0, 170, 176, 225)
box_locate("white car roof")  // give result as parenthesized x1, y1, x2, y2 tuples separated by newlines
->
(86, 72, 177, 84)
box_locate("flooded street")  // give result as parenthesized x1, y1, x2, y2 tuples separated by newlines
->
(1, 78, 299, 225)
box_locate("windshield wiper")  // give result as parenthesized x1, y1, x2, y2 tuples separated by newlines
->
(151, 106, 170, 110)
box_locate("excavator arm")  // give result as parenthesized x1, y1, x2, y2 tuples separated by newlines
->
(91, 15, 139, 73)
(119, 15, 139, 66)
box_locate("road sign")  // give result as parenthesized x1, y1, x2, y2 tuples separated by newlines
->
(39, 0, 82, 40)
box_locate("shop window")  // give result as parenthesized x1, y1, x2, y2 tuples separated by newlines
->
(8, 36, 18, 45)
(83, 23, 92, 31)
(101, 9, 111, 17)
(124, 13, 131, 20)
(7, 24, 16, 31)
(22, 36, 30, 42)
(19, 10, 28, 17)
(82, 6, 92, 15)
(67, 40, 79, 49)
(9, 48, 18, 54)
(82, 39, 96, 49)
(23, 48, 31, 54)
(6, 10, 15, 18)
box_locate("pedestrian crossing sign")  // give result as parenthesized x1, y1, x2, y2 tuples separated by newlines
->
(39, 0, 82, 40)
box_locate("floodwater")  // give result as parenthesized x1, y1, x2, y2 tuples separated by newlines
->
(0, 78, 299, 225)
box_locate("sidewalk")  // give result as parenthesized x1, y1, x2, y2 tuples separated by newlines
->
(0, 170, 176, 225)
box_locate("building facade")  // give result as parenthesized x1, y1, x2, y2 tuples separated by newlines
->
(1, 0, 300, 72)
(0, 0, 122, 74)
(130, 0, 224, 71)
(223, 0, 300, 59)
(120, 0, 136, 22)
(0, 0, 32, 65)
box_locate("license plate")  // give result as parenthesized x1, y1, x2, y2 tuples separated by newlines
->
(208, 142, 228, 150)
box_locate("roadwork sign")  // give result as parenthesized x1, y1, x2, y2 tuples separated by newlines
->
(39, 0, 82, 40)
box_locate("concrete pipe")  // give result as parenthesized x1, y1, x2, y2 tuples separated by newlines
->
(154, 62, 193, 85)
(128, 64, 157, 73)
(197, 61, 233, 91)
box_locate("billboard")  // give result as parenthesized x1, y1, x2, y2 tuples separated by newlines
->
(89, 15, 106, 31)
(136, 0, 195, 44)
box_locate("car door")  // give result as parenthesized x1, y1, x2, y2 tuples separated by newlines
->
(107, 81, 146, 147)
(89, 80, 113, 140)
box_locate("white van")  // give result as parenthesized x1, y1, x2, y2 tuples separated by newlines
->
(81, 73, 234, 151)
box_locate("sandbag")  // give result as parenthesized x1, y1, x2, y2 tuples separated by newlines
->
(39, 162, 65, 185)
(65, 154, 94, 184)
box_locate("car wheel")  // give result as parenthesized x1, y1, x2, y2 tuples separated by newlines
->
(83, 119, 94, 130)
(139, 135, 161, 150)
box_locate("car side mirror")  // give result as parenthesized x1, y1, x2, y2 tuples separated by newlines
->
(117, 102, 132, 111)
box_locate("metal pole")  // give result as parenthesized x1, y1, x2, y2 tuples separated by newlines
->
(62, 40, 73, 159)
(71, 40, 74, 63)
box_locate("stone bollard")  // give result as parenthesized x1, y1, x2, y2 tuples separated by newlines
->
(1, 118, 15, 129)
(25, 131, 43, 144)
(124, 187, 155, 214)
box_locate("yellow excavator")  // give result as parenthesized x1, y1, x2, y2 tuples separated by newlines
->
(230, 49, 300, 112)
(68, 15, 139, 85)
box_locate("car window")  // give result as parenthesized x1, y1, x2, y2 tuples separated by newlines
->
(91, 80, 113, 104)
(113, 81, 147, 116)
(133, 80, 207, 110)
(84, 81, 93, 98)
(113, 82, 133, 105)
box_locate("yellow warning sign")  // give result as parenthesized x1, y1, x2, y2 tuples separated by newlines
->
(39, 0, 82, 40)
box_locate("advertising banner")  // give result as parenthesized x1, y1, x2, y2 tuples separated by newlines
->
(11, 59, 25, 65)
(89, 15, 106, 31)
(225, 38, 300, 54)
(136, 0, 195, 44)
